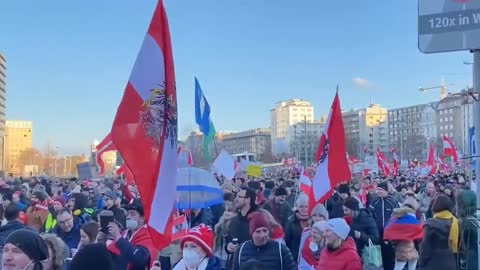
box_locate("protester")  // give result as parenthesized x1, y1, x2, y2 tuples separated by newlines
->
(315, 218, 362, 270)
(52, 208, 81, 253)
(232, 212, 296, 270)
(26, 191, 50, 232)
(103, 191, 126, 229)
(174, 224, 220, 270)
(71, 221, 99, 256)
(257, 208, 285, 243)
(342, 197, 379, 256)
(457, 190, 478, 270)
(213, 201, 236, 269)
(369, 182, 399, 270)
(263, 187, 292, 228)
(298, 221, 326, 270)
(417, 182, 435, 219)
(1, 229, 49, 270)
(70, 243, 113, 270)
(42, 234, 69, 270)
(285, 194, 310, 261)
(418, 194, 457, 270)
(0, 204, 27, 247)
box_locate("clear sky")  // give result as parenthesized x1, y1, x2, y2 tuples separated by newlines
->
(0, 0, 474, 155)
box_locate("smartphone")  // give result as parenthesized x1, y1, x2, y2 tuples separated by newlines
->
(100, 215, 114, 234)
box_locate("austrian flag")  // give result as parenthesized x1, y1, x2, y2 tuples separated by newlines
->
(111, 0, 177, 250)
(309, 91, 351, 213)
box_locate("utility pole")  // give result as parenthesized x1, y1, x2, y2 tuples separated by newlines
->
(472, 50, 480, 270)
(304, 115, 308, 167)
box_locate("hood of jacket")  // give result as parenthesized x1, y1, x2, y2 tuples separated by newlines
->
(392, 206, 416, 218)
(457, 190, 476, 218)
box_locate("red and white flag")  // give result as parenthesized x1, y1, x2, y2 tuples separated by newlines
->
(427, 144, 437, 175)
(391, 148, 399, 176)
(443, 135, 459, 163)
(309, 91, 351, 212)
(111, 0, 177, 250)
(96, 133, 116, 175)
(376, 148, 392, 176)
(299, 169, 312, 195)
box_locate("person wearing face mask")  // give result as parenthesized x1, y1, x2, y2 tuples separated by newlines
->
(105, 199, 158, 270)
(285, 194, 310, 261)
(1, 229, 49, 270)
(232, 212, 296, 270)
(173, 224, 220, 270)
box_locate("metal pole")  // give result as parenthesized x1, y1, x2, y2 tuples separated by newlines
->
(304, 115, 308, 167)
(472, 50, 480, 270)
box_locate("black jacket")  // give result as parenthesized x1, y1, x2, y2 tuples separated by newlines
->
(369, 195, 399, 232)
(225, 206, 259, 250)
(106, 205, 127, 230)
(326, 193, 344, 219)
(263, 200, 292, 228)
(284, 213, 305, 262)
(418, 218, 457, 270)
(348, 209, 380, 255)
(0, 221, 26, 248)
(232, 240, 297, 270)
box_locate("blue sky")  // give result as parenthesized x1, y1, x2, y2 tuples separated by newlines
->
(0, 0, 473, 155)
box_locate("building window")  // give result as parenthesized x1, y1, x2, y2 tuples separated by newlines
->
(450, 124, 453, 129)
(440, 118, 443, 123)
(450, 116, 453, 121)
(440, 110, 443, 115)
(440, 126, 443, 130)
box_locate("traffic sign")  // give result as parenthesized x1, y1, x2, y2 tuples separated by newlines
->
(419, 0, 480, 53)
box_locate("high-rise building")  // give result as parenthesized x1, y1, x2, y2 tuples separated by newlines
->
(287, 121, 326, 166)
(343, 104, 389, 159)
(0, 53, 7, 172)
(221, 128, 272, 162)
(388, 102, 438, 160)
(5, 121, 32, 175)
(270, 99, 314, 156)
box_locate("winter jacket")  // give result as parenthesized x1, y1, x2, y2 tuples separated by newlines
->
(326, 193, 344, 219)
(106, 205, 127, 230)
(369, 195, 399, 231)
(107, 225, 159, 270)
(52, 220, 81, 254)
(232, 239, 297, 270)
(225, 206, 259, 249)
(263, 200, 292, 228)
(457, 190, 478, 270)
(316, 237, 362, 270)
(284, 213, 309, 261)
(26, 204, 49, 232)
(417, 192, 432, 214)
(173, 256, 221, 270)
(0, 221, 27, 248)
(189, 208, 215, 228)
(348, 208, 379, 255)
(418, 218, 457, 270)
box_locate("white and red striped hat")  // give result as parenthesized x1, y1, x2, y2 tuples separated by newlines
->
(180, 224, 214, 256)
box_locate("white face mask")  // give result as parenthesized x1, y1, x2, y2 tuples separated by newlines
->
(126, 219, 138, 230)
(309, 241, 319, 252)
(182, 249, 203, 269)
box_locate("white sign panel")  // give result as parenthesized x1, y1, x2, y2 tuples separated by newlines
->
(419, 0, 480, 53)
(211, 150, 236, 180)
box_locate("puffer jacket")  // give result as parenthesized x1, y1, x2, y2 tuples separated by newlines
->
(232, 239, 296, 270)
(316, 237, 362, 270)
(348, 208, 379, 255)
(418, 218, 457, 270)
(457, 190, 478, 270)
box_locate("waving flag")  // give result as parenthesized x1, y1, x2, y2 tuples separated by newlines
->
(309, 90, 351, 213)
(376, 148, 391, 176)
(111, 0, 177, 250)
(443, 135, 459, 163)
(96, 133, 116, 175)
(427, 144, 437, 175)
(384, 214, 423, 241)
(299, 169, 312, 195)
(195, 78, 216, 160)
(391, 148, 399, 176)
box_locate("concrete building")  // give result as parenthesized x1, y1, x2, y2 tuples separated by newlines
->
(5, 121, 32, 175)
(0, 53, 7, 172)
(287, 121, 326, 166)
(388, 102, 438, 160)
(343, 104, 389, 159)
(436, 89, 474, 157)
(221, 128, 272, 162)
(270, 99, 314, 156)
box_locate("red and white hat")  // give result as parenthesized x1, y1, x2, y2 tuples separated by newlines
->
(180, 224, 214, 256)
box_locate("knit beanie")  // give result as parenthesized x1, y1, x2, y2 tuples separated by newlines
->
(312, 221, 327, 233)
(5, 230, 48, 262)
(181, 224, 214, 256)
(295, 194, 309, 208)
(377, 182, 389, 192)
(249, 212, 270, 235)
(274, 187, 288, 196)
(343, 197, 360, 211)
(326, 218, 350, 240)
(311, 204, 329, 220)
(32, 191, 46, 202)
(71, 243, 113, 270)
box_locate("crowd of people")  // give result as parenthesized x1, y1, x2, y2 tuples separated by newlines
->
(0, 170, 476, 270)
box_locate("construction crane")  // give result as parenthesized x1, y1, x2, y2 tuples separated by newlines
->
(418, 78, 453, 100)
